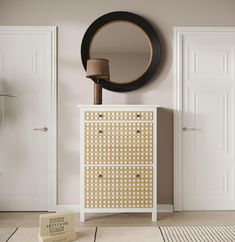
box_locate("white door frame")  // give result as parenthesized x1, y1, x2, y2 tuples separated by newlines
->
(0, 26, 57, 211)
(173, 27, 235, 211)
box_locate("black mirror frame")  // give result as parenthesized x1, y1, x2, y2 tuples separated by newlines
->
(81, 11, 161, 92)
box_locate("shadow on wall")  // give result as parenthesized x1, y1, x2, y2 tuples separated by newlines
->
(121, 100, 174, 204)
(57, 80, 81, 204)
(157, 107, 173, 204)
(125, 92, 143, 104)
(129, 16, 169, 93)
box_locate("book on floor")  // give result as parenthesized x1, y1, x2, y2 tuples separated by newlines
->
(39, 211, 75, 237)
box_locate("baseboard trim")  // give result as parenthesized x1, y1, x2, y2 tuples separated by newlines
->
(56, 205, 81, 212)
(158, 204, 173, 213)
(56, 204, 173, 213)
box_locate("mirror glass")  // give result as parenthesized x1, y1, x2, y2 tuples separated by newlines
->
(90, 21, 152, 84)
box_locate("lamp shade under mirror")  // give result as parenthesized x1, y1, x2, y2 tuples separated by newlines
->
(86, 58, 110, 80)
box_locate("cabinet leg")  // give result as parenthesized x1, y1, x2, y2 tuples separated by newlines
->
(80, 212, 85, 222)
(152, 212, 157, 222)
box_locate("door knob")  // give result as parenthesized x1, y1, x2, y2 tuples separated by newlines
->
(33, 127, 48, 132)
(182, 127, 196, 131)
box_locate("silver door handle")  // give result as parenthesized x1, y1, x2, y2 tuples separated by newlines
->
(33, 127, 48, 132)
(182, 127, 196, 131)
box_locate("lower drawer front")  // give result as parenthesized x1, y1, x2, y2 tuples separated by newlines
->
(85, 166, 153, 208)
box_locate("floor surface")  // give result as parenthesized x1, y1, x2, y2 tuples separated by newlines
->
(1, 211, 235, 228)
(1, 212, 235, 242)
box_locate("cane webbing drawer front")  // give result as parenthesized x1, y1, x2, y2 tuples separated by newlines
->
(85, 122, 153, 165)
(85, 111, 153, 121)
(85, 166, 153, 208)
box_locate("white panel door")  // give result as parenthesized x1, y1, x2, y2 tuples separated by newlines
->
(0, 27, 56, 211)
(182, 32, 235, 210)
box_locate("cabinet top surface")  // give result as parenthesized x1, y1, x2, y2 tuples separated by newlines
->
(77, 105, 160, 108)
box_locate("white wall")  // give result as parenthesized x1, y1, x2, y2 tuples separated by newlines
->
(0, 0, 235, 205)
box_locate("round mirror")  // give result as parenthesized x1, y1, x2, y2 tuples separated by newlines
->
(81, 11, 161, 92)
(90, 21, 152, 84)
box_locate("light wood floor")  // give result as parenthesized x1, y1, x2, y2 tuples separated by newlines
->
(1, 211, 235, 228)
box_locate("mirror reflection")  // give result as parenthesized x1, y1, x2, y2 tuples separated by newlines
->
(90, 21, 152, 84)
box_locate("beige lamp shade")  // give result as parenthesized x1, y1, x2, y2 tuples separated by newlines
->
(86, 58, 110, 80)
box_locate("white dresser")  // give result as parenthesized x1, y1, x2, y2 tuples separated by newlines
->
(79, 105, 158, 222)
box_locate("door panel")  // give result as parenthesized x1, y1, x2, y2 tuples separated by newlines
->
(182, 34, 235, 210)
(0, 29, 54, 211)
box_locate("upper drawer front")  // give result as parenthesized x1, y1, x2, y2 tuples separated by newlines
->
(85, 122, 153, 164)
(85, 166, 153, 209)
(85, 111, 153, 121)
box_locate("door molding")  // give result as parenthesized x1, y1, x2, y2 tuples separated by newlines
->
(0, 26, 57, 211)
(47, 26, 57, 212)
(173, 27, 235, 211)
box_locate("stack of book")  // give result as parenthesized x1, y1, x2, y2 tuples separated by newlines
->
(38, 211, 77, 242)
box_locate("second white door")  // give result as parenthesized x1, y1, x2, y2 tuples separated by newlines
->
(181, 29, 235, 210)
